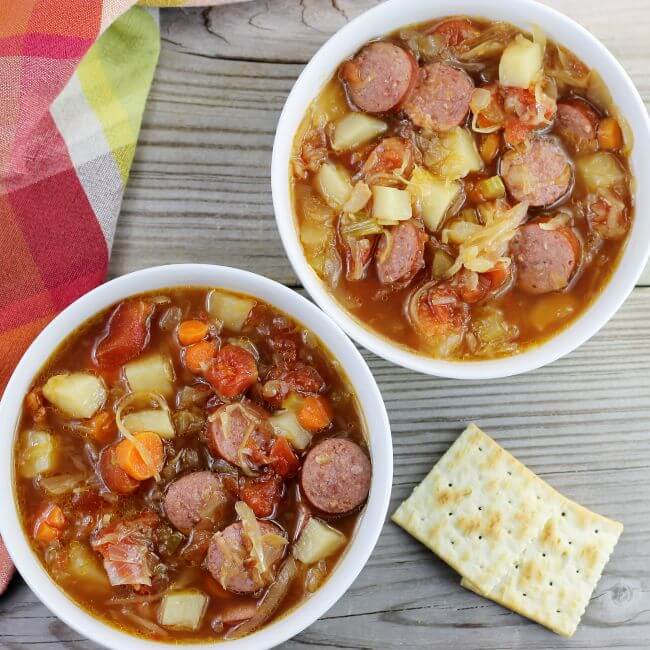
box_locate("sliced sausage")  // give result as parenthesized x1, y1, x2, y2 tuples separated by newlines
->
(207, 402, 274, 470)
(554, 99, 599, 154)
(164, 471, 234, 533)
(403, 62, 474, 132)
(376, 220, 426, 285)
(206, 520, 286, 594)
(408, 282, 470, 356)
(510, 223, 580, 294)
(341, 42, 417, 113)
(301, 438, 371, 515)
(500, 136, 573, 208)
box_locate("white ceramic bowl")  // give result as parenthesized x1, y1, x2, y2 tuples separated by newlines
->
(0, 264, 392, 650)
(272, 0, 650, 379)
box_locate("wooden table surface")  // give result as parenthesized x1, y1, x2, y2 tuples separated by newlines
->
(2, 1, 650, 648)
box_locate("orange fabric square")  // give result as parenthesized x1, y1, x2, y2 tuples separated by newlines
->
(0, 1, 36, 38)
(28, 0, 102, 39)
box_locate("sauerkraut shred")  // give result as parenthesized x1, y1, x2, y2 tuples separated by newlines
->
(442, 201, 528, 277)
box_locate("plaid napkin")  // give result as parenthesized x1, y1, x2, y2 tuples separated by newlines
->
(0, 0, 246, 593)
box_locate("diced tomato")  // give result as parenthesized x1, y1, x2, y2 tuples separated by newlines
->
(263, 362, 326, 408)
(34, 504, 66, 544)
(94, 300, 154, 368)
(180, 529, 213, 566)
(504, 116, 533, 146)
(88, 411, 117, 444)
(269, 437, 300, 478)
(206, 344, 258, 398)
(240, 472, 283, 518)
(99, 445, 140, 495)
(298, 395, 333, 432)
(483, 262, 509, 291)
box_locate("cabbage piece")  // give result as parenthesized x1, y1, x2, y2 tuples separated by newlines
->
(407, 167, 461, 232)
(443, 201, 527, 277)
(42, 372, 107, 419)
(158, 589, 209, 631)
(20, 430, 58, 478)
(428, 128, 483, 180)
(293, 518, 346, 565)
(39, 473, 85, 495)
(124, 354, 174, 398)
(206, 290, 256, 332)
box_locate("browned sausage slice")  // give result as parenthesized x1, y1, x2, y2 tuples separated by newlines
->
(341, 42, 417, 113)
(376, 220, 426, 284)
(164, 471, 234, 533)
(301, 438, 371, 515)
(510, 223, 580, 294)
(555, 100, 599, 153)
(403, 62, 474, 131)
(206, 520, 286, 594)
(500, 137, 573, 208)
(207, 402, 273, 469)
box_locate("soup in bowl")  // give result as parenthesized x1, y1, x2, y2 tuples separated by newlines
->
(272, 0, 650, 378)
(0, 264, 392, 650)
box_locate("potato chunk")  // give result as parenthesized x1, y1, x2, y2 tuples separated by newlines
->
(331, 113, 388, 151)
(42, 372, 107, 418)
(499, 35, 543, 88)
(314, 162, 353, 209)
(293, 518, 347, 564)
(407, 167, 461, 232)
(576, 151, 626, 192)
(124, 354, 174, 397)
(268, 410, 312, 450)
(123, 409, 175, 439)
(67, 542, 110, 592)
(20, 430, 58, 478)
(371, 186, 413, 223)
(431, 128, 483, 180)
(158, 589, 209, 631)
(207, 290, 256, 332)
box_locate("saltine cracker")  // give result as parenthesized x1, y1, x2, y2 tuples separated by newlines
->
(392, 423, 555, 592)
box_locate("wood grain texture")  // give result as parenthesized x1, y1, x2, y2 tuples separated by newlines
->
(4, 1, 650, 649)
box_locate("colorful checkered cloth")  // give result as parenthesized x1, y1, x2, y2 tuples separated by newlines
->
(0, 0, 244, 593)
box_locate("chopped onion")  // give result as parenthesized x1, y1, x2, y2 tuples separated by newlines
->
(225, 557, 297, 640)
(235, 501, 269, 580)
(342, 181, 372, 213)
(39, 473, 85, 495)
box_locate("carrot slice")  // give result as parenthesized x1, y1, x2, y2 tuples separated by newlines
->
(34, 504, 66, 544)
(88, 410, 117, 444)
(298, 395, 333, 432)
(184, 340, 217, 374)
(177, 319, 210, 346)
(597, 117, 623, 151)
(115, 431, 164, 481)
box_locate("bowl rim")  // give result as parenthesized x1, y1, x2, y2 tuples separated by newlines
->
(0, 263, 392, 650)
(271, 0, 650, 380)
